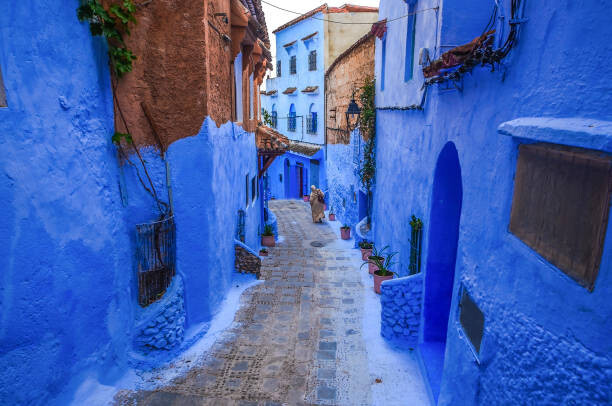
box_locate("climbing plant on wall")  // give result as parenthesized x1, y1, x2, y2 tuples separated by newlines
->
(358, 76, 376, 196)
(78, 0, 170, 216)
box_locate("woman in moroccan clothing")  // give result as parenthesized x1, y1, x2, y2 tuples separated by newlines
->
(309, 185, 325, 223)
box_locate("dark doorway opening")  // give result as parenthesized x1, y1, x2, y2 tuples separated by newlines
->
(420, 142, 463, 403)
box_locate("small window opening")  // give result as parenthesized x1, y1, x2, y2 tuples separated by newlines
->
(308, 50, 317, 71)
(277, 60, 282, 77)
(404, 1, 417, 81)
(381, 37, 387, 90)
(251, 176, 257, 202)
(0, 66, 6, 107)
(245, 173, 250, 206)
(290, 55, 297, 74)
(459, 286, 484, 355)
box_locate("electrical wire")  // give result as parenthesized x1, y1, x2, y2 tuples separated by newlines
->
(261, 0, 439, 25)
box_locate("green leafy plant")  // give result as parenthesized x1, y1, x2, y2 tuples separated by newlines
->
(259, 248, 268, 253)
(262, 224, 274, 236)
(77, 0, 137, 77)
(409, 215, 423, 275)
(361, 245, 397, 276)
(358, 76, 376, 196)
(341, 224, 350, 229)
(262, 109, 273, 127)
(359, 240, 373, 249)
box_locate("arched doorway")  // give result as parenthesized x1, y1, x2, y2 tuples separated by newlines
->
(283, 159, 290, 198)
(421, 142, 463, 403)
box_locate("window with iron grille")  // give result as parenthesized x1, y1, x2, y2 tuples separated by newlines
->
(509, 143, 611, 291)
(459, 286, 484, 355)
(135, 216, 176, 307)
(308, 50, 317, 71)
(306, 112, 317, 134)
(288, 113, 296, 132)
(0, 66, 6, 107)
(251, 176, 257, 202)
(276, 60, 281, 77)
(290, 55, 296, 74)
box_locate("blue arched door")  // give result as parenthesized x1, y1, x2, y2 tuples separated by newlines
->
(421, 142, 463, 403)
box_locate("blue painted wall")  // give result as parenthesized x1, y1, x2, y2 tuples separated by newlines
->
(0, 1, 133, 404)
(265, 149, 325, 201)
(0, 3, 262, 401)
(374, 0, 612, 404)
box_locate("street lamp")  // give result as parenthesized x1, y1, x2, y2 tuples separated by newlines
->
(345, 92, 361, 133)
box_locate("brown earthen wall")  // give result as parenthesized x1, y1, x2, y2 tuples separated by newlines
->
(325, 35, 375, 144)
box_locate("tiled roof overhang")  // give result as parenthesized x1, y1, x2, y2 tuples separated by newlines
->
(301, 86, 319, 93)
(289, 140, 322, 157)
(256, 125, 290, 153)
(283, 87, 297, 95)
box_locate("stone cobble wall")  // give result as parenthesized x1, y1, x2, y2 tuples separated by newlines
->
(380, 273, 423, 347)
(134, 276, 186, 352)
(235, 242, 262, 278)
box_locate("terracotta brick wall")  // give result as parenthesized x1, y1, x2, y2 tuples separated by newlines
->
(325, 34, 375, 144)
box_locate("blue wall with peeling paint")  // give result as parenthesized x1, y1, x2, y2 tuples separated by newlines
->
(374, 0, 612, 404)
(0, 1, 133, 404)
(0, 1, 262, 402)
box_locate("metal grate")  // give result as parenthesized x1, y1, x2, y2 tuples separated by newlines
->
(308, 50, 317, 71)
(459, 287, 484, 355)
(288, 114, 296, 132)
(290, 56, 296, 74)
(306, 115, 317, 134)
(236, 209, 246, 242)
(509, 143, 611, 290)
(276, 60, 281, 77)
(135, 216, 176, 307)
(271, 111, 277, 129)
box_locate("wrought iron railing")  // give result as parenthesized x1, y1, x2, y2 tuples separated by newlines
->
(135, 216, 176, 306)
(306, 116, 317, 134)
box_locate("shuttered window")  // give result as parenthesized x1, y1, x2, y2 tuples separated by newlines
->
(308, 50, 317, 71)
(509, 143, 612, 290)
(276, 60, 281, 77)
(290, 56, 296, 74)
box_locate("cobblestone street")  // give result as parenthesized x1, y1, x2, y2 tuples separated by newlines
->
(117, 200, 374, 405)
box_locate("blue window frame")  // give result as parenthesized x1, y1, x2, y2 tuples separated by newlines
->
(404, 1, 417, 81)
(381, 37, 387, 90)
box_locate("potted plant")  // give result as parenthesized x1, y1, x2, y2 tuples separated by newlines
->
(329, 207, 336, 222)
(340, 224, 351, 240)
(261, 224, 275, 247)
(362, 246, 398, 293)
(259, 248, 268, 257)
(303, 194, 310, 202)
(359, 240, 373, 261)
(361, 245, 387, 275)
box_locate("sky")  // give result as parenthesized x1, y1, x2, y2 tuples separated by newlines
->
(261, 0, 381, 77)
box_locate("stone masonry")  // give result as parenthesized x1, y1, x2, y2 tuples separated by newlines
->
(235, 242, 262, 279)
(380, 273, 423, 348)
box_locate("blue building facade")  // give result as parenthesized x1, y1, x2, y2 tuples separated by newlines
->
(373, 0, 612, 404)
(0, 1, 269, 404)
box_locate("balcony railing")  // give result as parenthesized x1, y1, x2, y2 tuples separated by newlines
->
(135, 216, 176, 306)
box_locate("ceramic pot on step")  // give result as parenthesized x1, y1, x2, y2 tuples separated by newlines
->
(368, 256, 383, 274)
(261, 235, 275, 247)
(373, 270, 394, 294)
(340, 227, 351, 240)
(303, 195, 310, 202)
(329, 213, 336, 221)
(360, 248, 373, 261)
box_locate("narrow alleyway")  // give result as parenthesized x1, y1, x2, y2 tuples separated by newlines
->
(117, 200, 378, 405)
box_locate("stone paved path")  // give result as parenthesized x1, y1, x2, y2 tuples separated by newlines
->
(116, 200, 372, 405)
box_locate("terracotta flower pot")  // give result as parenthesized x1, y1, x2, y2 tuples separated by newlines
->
(329, 213, 336, 221)
(303, 195, 310, 202)
(261, 235, 275, 247)
(373, 270, 394, 294)
(368, 256, 383, 275)
(360, 248, 373, 261)
(259, 250, 268, 257)
(340, 227, 351, 240)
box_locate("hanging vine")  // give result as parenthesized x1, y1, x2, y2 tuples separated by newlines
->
(78, 0, 169, 217)
(358, 76, 376, 194)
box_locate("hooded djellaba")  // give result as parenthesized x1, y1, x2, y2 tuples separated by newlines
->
(309, 185, 325, 223)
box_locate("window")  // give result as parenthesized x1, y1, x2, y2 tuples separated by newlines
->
(0, 66, 6, 107)
(404, 1, 417, 81)
(245, 173, 249, 206)
(271, 110, 278, 129)
(288, 104, 296, 132)
(509, 143, 611, 290)
(290, 55, 297, 74)
(277, 60, 282, 77)
(308, 50, 317, 71)
(251, 176, 257, 202)
(459, 287, 484, 355)
(307, 104, 317, 134)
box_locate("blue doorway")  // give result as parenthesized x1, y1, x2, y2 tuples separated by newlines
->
(421, 142, 463, 403)
(283, 159, 290, 198)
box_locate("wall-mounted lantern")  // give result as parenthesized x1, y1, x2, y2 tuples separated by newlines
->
(345, 91, 361, 133)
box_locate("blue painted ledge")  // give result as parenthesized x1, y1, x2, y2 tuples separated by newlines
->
(234, 238, 259, 257)
(498, 117, 612, 153)
(380, 273, 423, 348)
